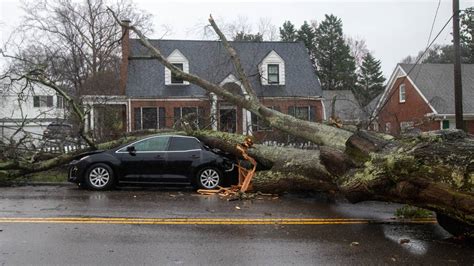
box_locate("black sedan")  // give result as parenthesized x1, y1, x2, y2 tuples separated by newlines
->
(68, 135, 236, 190)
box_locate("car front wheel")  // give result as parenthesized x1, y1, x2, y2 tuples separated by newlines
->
(85, 163, 115, 190)
(196, 168, 222, 190)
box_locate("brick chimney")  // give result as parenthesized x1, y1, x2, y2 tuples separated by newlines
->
(119, 19, 131, 95)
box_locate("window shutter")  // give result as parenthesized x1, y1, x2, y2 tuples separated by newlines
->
(174, 107, 181, 125)
(134, 108, 142, 130)
(33, 96, 40, 107)
(309, 106, 316, 122)
(159, 107, 166, 129)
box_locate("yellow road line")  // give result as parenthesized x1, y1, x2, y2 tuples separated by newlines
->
(0, 217, 437, 225)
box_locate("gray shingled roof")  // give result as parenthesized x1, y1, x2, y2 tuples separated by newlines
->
(126, 39, 322, 98)
(322, 90, 365, 121)
(399, 64, 474, 114)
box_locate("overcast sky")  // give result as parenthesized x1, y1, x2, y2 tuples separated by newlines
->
(1, 0, 473, 77)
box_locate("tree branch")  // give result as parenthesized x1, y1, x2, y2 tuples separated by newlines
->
(208, 15, 258, 101)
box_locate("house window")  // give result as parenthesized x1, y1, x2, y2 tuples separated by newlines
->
(142, 107, 158, 129)
(251, 106, 280, 131)
(399, 84, 406, 103)
(33, 96, 53, 108)
(400, 121, 414, 132)
(442, 120, 450, 129)
(385, 122, 391, 133)
(57, 95, 65, 109)
(267, 64, 279, 84)
(133, 107, 166, 130)
(171, 63, 184, 84)
(174, 106, 204, 128)
(288, 106, 316, 121)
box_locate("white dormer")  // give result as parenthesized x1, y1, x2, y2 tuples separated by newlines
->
(165, 49, 189, 85)
(259, 50, 285, 85)
(220, 74, 246, 95)
(220, 74, 242, 87)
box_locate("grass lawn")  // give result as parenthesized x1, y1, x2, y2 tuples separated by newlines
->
(22, 167, 69, 183)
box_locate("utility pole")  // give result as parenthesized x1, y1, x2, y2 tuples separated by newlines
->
(453, 0, 464, 130)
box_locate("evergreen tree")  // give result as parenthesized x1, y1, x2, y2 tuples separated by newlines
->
(233, 31, 263, 42)
(279, 21, 297, 41)
(460, 7, 474, 63)
(355, 53, 386, 106)
(296, 21, 317, 66)
(314, 14, 357, 91)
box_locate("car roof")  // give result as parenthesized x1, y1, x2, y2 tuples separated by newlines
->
(113, 134, 199, 151)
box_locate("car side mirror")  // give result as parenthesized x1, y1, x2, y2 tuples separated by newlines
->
(126, 146, 136, 155)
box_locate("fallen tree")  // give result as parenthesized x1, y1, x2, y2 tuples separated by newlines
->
(0, 11, 472, 238)
(107, 12, 473, 237)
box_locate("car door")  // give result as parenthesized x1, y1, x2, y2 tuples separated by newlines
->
(164, 136, 202, 181)
(119, 136, 170, 182)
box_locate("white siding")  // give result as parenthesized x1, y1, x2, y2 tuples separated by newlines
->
(0, 80, 65, 141)
(165, 49, 190, 85)
(259, 50, 285, 85)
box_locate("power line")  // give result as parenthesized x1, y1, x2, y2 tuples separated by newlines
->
(427, 0, 442, 47)
(370, 13, 455, 128)
(413, 0, 443, 83)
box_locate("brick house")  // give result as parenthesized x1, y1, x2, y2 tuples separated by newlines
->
(371, 64, 474, 135)
(85, 22, 324, 140)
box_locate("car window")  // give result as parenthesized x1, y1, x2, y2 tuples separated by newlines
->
(168, 137, 201, 151)
(132, 136, 169, 152)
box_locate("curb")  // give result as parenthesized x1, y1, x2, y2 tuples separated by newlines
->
(11, 182, 72, 187)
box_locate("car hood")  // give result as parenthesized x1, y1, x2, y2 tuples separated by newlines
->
(73, 150, 105, 160)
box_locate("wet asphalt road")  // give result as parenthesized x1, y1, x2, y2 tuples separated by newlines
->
(0, 185, 472, 265)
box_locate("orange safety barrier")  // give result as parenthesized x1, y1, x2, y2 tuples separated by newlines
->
(196, 136, 257, 196)
(235, 136, 257, 193)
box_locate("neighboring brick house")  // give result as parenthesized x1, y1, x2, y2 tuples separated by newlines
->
(371, 64, 474, 135)
(86, 22, 324, 140)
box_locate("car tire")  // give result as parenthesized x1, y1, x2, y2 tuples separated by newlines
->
(85, 163, 115, 191)
(195, 167, 222, 190)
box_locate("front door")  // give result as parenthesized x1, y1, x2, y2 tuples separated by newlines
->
(219, 108, 237, 133)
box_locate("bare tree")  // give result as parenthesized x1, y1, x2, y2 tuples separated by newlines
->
(346, 36, 369, 71)
(12, 0, 153, 97)
(257, 17, 278, 41)
(1, 0, 154, 146)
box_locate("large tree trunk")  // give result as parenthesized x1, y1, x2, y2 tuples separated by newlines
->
(191, 130, 474, 237)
